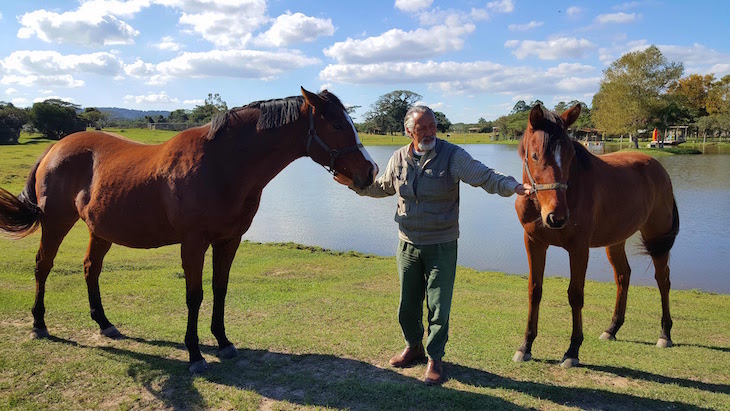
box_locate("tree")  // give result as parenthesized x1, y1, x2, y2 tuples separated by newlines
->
(706, 74, 730, 115)
(591, 45, 683, 136)
(511, 100, 529, 114)
(364, 90, 422, 134)
(0, 102, 29, 144)
(433, 111, 451, 132)
(190, 93, 228, 123)
(667, 73, 714, 120)
(168, 109, 191, 123)
(79, 107, 108, 130)
(30, 99, 85, 140)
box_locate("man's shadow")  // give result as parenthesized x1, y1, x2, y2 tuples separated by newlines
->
(49, 334, 722, 410)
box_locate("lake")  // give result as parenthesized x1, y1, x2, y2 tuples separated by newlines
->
(242, 144, 730, 294)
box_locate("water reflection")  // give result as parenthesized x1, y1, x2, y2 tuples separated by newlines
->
(244, 144, 730, 294)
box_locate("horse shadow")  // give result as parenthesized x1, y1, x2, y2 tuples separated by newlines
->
(49, 334, 720, 410)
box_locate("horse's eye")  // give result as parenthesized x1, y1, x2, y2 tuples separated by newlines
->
(333, 122, 343, 130)
(531, 153, 539, 161)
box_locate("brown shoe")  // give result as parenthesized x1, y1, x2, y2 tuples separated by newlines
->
(424, 359, 445, 386)
(389, 344, 426, 367)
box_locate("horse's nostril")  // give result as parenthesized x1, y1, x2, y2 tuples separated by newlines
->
(546, 213, 567, 228)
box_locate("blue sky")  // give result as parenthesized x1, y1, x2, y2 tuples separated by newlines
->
(1, 0, 729, 123)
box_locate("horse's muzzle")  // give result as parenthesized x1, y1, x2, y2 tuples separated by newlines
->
(352, 164, 376, 189)
(546, 212, 568, 229)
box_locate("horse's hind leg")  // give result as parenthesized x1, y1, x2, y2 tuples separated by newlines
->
(601, 242, 631, 341)
(84, 233, 117, 337)
(210, 237, 240, 359)
(652, 252, 673, 347)
(31, 218, 77, 339)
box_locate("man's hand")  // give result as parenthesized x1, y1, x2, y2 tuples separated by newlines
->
(334, 173, 354, 187)
(515, 182, 533, 196)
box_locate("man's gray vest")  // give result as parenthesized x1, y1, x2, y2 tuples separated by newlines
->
(392, 139, 460, 245)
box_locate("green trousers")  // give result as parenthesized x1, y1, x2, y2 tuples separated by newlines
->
(395, 239, 458, 361)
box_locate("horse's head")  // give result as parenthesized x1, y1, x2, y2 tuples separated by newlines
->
(518, 103, 581, 229)
(301, 87, 378, 189)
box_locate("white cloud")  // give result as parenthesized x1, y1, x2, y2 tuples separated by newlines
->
(4, 88, 19, 95)
(659, 43, 730, 77)
(566, 7, 582, 17)
(155, 49, 320, 79)
(155, 36, 183, 51)
(17, 7, 141, 47)
(124, 91, 179, 105)
(254, 12, 334, 47)
(394, 0, 434, 12)
(505, 37, 596, 60)
(161, 0, 269, 49)
(11, 97, 30, 107)
(0, 50, 123, 88)
(508, 21, 543, 31)
(324, 24, 475, 64)
(183, 99, 204, 105)
(320, 60, 600, 99)
(595, 12, 640, 24)
(487, 0, 514, 13)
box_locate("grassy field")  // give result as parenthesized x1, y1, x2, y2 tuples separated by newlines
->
(0, 130, 729, 410)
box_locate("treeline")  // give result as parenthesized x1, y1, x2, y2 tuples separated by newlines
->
(3, 46, 729, 145)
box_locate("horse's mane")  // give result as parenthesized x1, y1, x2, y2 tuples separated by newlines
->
(207, 90, 346, 140)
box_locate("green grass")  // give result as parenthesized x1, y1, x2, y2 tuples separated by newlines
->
(1, 129, 729, 410)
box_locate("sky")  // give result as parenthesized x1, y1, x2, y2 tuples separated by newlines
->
(1, 1, 729, 124)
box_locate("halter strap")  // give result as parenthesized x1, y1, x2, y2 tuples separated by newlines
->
(523, 151, 568, 194)
(305, 106, 364, 176)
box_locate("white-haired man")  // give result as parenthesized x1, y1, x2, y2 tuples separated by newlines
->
(335, 105, 531, 385)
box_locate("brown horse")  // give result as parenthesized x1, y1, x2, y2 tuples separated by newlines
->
(0, 87, 377, 373)
(513, 104, 679, 368)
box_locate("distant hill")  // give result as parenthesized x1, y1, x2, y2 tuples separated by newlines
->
(97, 107, 171, 120)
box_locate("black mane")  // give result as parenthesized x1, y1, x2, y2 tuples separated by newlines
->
(206, 90, 347, 140)
(207, 95, 304, 140)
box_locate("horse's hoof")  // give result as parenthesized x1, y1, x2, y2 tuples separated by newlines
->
(189, 359, 209, 374)
(217, 345, 238, 359)
(560, 357, 579, 368)
(30, 328, 49, 339)
(101, 326, 121, 339)
(513, 351, 532, 362)
(657, 338, 673, 348)
(599, 332, 616, 341)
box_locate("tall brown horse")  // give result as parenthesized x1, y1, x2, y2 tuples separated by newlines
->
(513, 104, 679, 368)
(0, 87, 377, 373)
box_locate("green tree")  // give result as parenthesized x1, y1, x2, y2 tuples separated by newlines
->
(0, 102, 29, 144)
(434, 111, 451, 133)
(190, 93, 228, 123)
(591, 45, 683, 136)
(167, 109, 190, 123)
(30, 99, 85, 140)
(511, 100, 529, 114)
(364, 90, 422, 134)
(79, 107, 108, 130)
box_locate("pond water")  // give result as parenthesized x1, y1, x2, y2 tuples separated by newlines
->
(242, 144, 730, 294)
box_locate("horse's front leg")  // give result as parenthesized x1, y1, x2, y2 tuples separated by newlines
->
(562, 247, 589, 368)
(210, 237, 241, 359)
(601, 242, 631, 341)
(181, 237, 210, 373)
(514, 233, 547, 363)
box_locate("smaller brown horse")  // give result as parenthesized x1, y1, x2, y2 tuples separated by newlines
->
(513, 104, 679, 368)
(0, 87, 377, 373)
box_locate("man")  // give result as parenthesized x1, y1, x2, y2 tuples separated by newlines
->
(335, 106, 531, 385)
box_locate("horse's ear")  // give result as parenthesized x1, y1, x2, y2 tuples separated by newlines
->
(529, 104, 545, 129)
(561, 103, 582, 128)
(301, 86, 324, 111)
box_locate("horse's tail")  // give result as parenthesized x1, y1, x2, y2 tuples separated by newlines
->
(642, 200, 680, 258)
(0, 146, 51, 239)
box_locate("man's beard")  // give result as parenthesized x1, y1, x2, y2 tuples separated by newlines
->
(417, 137, 436, 152)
